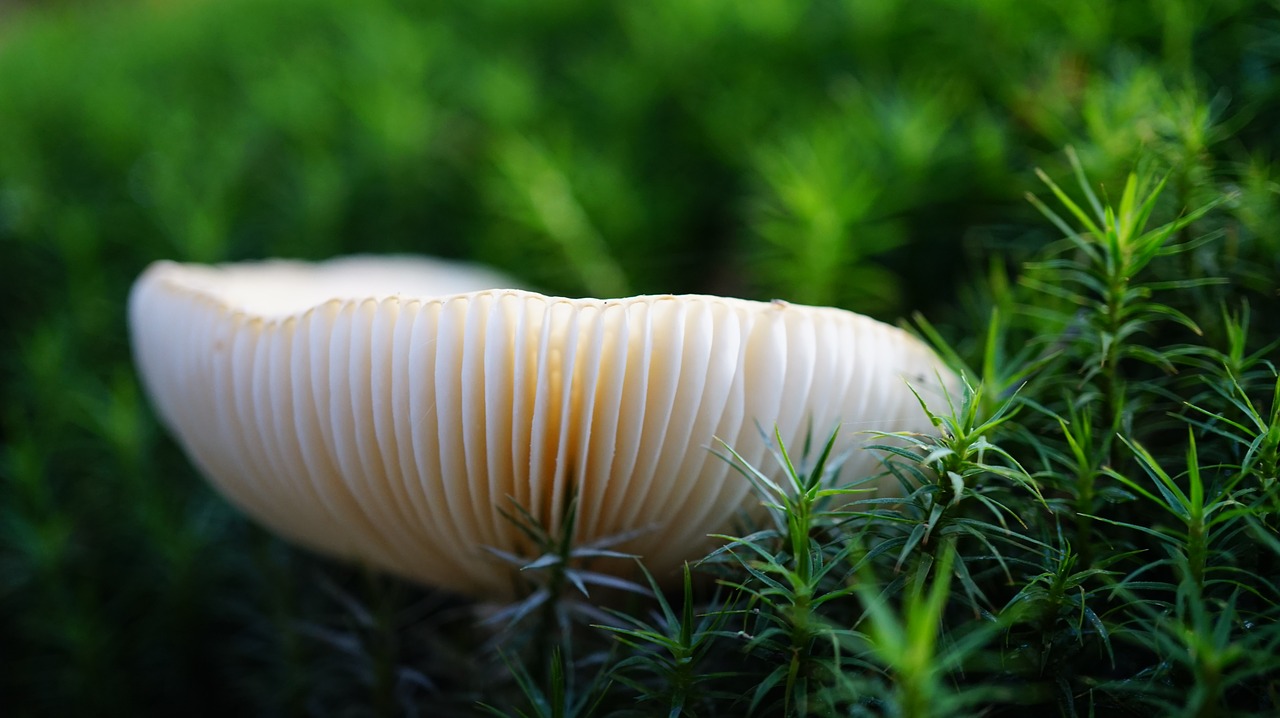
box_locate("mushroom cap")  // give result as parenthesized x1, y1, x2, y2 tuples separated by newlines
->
(129, 256, 956, 597)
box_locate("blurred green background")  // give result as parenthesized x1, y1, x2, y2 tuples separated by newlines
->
(2, 0, 1278, 714)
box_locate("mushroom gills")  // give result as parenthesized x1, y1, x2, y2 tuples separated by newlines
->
(129, 256, 957, 596)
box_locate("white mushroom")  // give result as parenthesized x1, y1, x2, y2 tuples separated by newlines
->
(129, 255, 956, 597)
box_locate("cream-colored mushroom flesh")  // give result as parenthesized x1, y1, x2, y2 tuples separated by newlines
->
(129, 256, 955, 597)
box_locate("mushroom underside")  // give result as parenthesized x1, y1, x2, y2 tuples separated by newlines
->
(129, 257, 954, 596)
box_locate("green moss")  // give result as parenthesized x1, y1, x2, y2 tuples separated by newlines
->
(2, 0, 1278, 715)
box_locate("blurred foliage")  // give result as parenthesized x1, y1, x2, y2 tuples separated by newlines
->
(2, 0, 1280, 715)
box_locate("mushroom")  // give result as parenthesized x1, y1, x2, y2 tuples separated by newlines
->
(129, 255, 956, 597)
